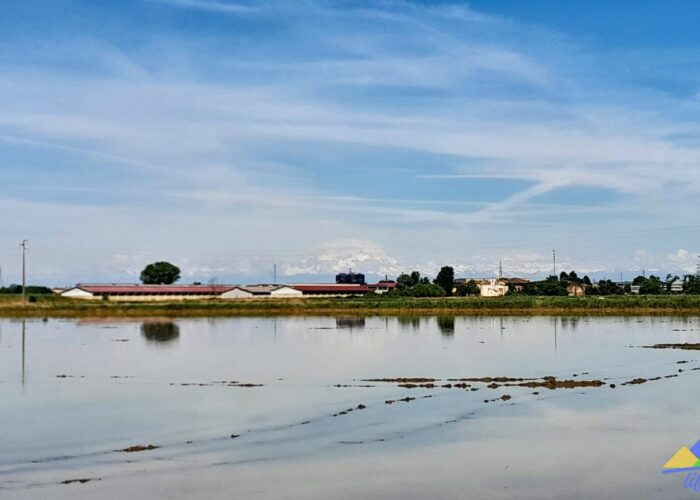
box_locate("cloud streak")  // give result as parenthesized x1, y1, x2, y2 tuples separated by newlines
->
(1, 1, 700, 283)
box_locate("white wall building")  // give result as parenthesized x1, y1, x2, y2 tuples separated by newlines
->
(222, 285, 303, 299)
(61, 284, 303, 301)
(478, 278, 508, 297)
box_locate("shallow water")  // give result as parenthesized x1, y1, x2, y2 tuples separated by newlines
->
(1, 316, 699, 499)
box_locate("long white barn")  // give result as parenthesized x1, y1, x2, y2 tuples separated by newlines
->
(61, 284, 301, 301)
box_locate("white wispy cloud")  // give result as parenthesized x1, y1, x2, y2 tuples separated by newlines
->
(1, 1, 700, 283)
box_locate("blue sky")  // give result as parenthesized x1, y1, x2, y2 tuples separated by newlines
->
(2, 0, 700, 285)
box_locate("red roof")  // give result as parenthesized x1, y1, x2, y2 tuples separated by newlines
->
(370, 281, 397, 288)
(291, 284, 369, 293)
(74, 284, 236, 294)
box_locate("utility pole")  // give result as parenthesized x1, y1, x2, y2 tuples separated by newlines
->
(696, 255, 700, 277)
(273, 263, 277, 284)
(498, 259, 503, 280)
(21, 320, 26, 386)
(20, 240, 29, 305)
(552, 249, 556, 277)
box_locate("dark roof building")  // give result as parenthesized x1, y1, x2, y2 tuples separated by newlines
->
(335, 272, 366, 285)
(62, 284, 236, 298)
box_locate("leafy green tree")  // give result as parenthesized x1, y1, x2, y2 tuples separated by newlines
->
(583, 275, 592, 286)
(434, 266, 455, 296)
(396, 273, 413, 290)
(665, 274, 680, 292)
(588, 279, 622, 296)
(140, 262, 181, 285)
(408, 283, 446, 297)
(632, 275, 647, 286)
(524, 276, 567, 296)
(639, 275, 664, 295)
(419, 276, 431, 284)
(465, 279, 480, 296)
(684, 275, 700, 294)
(543, 276, 568, 295)
(397, 271, 426, 290)
(559, 271, 569, 282)
(0, 284, 52, 295)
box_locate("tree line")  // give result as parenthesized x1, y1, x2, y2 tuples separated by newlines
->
(0, 285, 53, 295)
(393, 266, 478, 297)
(391, 267, 700, 297)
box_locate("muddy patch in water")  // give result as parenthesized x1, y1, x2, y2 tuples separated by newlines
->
(643, 343, 700, 350)
(61, 478, 99, 485)
(120, 445, 159, 453)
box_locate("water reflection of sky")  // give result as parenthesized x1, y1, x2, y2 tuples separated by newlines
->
(0, 316, 699, 499)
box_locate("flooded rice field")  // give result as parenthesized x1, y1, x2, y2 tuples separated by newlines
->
(1, 316, 700, 499)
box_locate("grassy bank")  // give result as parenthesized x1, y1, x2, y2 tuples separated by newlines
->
(3, 294, 700, 317)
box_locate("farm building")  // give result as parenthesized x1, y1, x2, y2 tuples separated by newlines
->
(477, 278, 509, 297)
(224, 285, 303, 299)
(455, 277, 528, 296)
(289, 284, 369, 297)
(368, 280, 397, 294)
(335, 272, 366, 284)
(566, 283, 586, 296)
(501, 277, 530, 292)
(60, 284, 302, 301)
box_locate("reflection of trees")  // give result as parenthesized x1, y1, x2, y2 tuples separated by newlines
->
(437, 316, 455, 336)
(335, 317, 366, 330)
(398, 316, 420, 330)
(560, 317, 581, 330)
(141, 322, 180, 344)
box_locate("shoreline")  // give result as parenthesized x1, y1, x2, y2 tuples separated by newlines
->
(3, 296, 700, 318)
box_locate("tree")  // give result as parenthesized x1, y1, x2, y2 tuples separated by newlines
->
(524, 276, 567, 296)
(639, 275, 664, 295)
(559, 271, 569, 282)
(408, 283, 446, 297)
(434, 266, 455, 296)
(140, 262, 181, 285)
(542, 276, 568, 296)
(588, 279, 622, 296)
(583, 275, 592, 286)
(465, 279, 480, 296)
(396, 273, 413, 290)
(684, 275, 700, 294)
(397, 271, 424, 290)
